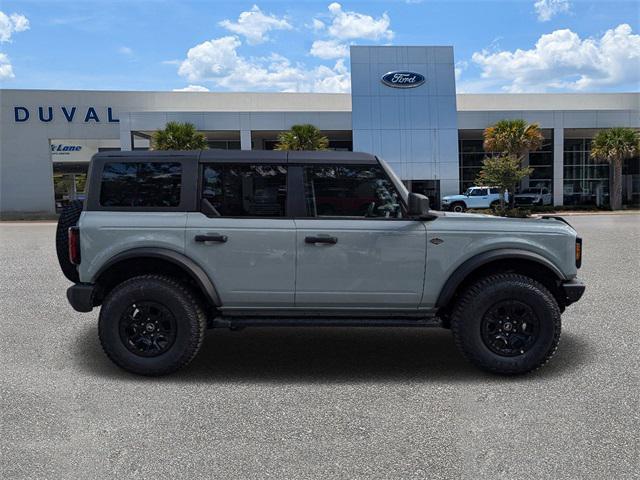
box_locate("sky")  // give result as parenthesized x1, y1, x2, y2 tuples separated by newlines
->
(0, 0, 638, 93)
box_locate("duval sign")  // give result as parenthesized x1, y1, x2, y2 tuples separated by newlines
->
(14, 106, 119, 123)
(381, 71, 425, 88)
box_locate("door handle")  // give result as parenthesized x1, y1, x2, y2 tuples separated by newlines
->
(305, 236, 337, 245)
(195, 234, 228, 243)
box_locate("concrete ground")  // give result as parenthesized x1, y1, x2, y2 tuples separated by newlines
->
(1, 215, 638, 479)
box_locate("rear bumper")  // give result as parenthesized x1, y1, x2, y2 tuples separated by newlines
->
(561, 278, 585, 306)
(67, 283, 96, 312)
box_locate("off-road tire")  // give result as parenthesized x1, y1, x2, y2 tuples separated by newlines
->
(451, 202, 466, 213)
(99, 275, 207, 376)
(55, 200, 83, 283)
(450, 273, 561, 375)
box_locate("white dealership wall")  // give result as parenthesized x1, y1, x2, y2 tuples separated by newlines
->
(0, 44, 638, 215)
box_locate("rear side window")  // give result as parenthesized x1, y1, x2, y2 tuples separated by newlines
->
(100, 162, 182, 207)
(303, 165, 403, 218)
(202, 164, 287, 217)
(489, 188, 500, 194)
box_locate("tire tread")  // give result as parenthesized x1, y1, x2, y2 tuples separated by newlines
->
(450, 273, 561, 375)
(98, 274, 207, 376)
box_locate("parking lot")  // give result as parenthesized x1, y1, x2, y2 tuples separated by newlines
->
(1, 214, 638, 479)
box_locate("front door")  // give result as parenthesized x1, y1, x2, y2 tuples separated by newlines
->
(185, 162, 296, 309)
(294, 164, 427, 309)
(466, 188, 489, 208)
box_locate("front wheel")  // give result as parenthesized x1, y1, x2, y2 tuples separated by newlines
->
(450, 273, 561, 375)
(450, 202, 466, 213)
(99, 275, 207, 376)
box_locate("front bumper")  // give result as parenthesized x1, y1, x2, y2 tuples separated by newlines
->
(561, 278, 585, 306)
(67, 283, 97, 312)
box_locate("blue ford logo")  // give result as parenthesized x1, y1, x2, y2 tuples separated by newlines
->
(381, 71, 425, 88)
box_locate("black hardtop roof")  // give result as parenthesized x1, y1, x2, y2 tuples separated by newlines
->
(92, 149, 378, 164)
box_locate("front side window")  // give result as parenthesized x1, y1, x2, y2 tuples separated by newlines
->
(202, 164, 287, 217)
(303, 165, 403, 218)
(468, 188, 486, 196)
(100, 162, 181, 207)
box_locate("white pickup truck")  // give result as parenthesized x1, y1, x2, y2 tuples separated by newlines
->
(441, 187, 508, 212)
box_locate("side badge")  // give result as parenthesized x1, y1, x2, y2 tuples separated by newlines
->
(430, 238, 444, 245)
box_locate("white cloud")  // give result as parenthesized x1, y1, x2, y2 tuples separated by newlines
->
(471, 24, 640, 92)
(310, 39, 349, 59)
(0, 11, 29, 42)
(219, 5, 291, 45)
(0, 52, 14, 79)
(118, 46, 133, 56)
(177, 35, 350, 93)
(311, 18, 325, 31)
(534, 0, 570, 22)
(323, 2, 393, 41)
(173, 85, 210, 92)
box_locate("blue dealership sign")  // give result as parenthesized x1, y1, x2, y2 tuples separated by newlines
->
(381, 71, 426, 88)
(14, 106, 119, 123)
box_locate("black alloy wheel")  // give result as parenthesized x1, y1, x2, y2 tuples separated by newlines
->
(480, 300, 539, 356)
(119, 301, 177, 357)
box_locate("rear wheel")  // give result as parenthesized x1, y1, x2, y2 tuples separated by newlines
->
(451, 202, 466, 213)
(490, 200, 500, 209)
(55, 200, 83, 282)
(450, 273, 561, 375)
(99, 275, 207, 376)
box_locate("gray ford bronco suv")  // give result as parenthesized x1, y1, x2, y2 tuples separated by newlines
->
(57, 150, 585, 376)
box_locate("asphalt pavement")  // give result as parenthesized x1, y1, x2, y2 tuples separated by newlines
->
(1, 215, 638, 479)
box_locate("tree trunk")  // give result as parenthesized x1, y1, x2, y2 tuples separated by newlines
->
(611, 159, 623, 210)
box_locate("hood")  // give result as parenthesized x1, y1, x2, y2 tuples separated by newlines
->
(442, 194, 466, 201)
(436, 211, 576, 235)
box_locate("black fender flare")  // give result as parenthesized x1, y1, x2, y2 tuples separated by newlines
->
(435, 248, 566, 308)
(93, 247, 221, 306)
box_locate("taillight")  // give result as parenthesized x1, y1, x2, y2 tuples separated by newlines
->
(68, 226, 81, 265)
(575, 237, 582, 268)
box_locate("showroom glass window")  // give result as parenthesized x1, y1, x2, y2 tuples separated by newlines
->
(202, 164, 287, 217)
(303, 165, 403, 218)
(459, 132, 554, 197)
(100, 162, 181, 207)
(563, 138, 610, 206)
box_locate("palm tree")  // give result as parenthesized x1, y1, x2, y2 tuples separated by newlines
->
(483, 119, 544, 158)
(483, 119, 544, 207)
(152, 122, 208, 150)
(274, 124, 329, 151)
(590, 127, 640, 210)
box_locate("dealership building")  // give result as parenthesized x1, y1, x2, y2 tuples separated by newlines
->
(1, 45, 638, 216)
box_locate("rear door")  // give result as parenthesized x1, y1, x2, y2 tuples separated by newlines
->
(294, 163, 427, 309)
(185, 156, 296, 309)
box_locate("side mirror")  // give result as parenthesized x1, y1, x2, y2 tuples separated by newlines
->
(408, 192, 430, 217)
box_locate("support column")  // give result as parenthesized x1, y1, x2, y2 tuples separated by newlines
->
(119, 115, 132, 151)
(240, 130, 252, 151)
(553, 127, 564, 206)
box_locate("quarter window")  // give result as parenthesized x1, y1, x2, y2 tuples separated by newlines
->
(100, 162, 181, 207)
(202, 164, 287, 217)
(303, 165, 403, 218)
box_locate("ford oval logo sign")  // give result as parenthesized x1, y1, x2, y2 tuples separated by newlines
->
(381, 71, 425, 88)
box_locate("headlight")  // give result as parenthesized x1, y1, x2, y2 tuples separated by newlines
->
(442, 198, 450, 203)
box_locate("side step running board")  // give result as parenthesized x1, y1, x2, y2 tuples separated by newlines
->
(211, 316, 442, 329)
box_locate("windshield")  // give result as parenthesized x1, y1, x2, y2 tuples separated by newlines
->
(520, 188, 539, 194)
(377, 157, 408, 204)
